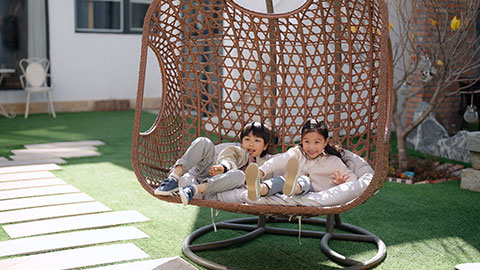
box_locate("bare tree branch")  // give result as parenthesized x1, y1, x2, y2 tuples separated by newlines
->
(389, 0, 480, 170)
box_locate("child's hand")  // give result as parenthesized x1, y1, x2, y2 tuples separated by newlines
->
(209, 165, 225, 176)
(333, 170, 350, 185)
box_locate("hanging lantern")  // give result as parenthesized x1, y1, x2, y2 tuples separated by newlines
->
(464, 93, 478, 123)
(464, 105, 478, 123)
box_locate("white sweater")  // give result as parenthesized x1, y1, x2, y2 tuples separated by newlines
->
(259, 146, 357, 192)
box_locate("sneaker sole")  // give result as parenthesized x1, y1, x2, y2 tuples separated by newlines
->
(154, 187, 179, 196)
(179, 189, 189, 206)
(245, 163, 260, 201)
(283, 156, 300, 196)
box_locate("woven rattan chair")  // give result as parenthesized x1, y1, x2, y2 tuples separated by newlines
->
(132, 0, 392, 268)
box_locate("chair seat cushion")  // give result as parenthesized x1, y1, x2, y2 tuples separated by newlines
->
(202, 144, 374, 207)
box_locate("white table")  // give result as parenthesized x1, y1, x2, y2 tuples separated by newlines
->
(0, 68, 16, 118)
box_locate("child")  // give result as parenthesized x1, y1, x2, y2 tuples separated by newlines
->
(245, 119, 356, 201)
(155, 122, 274, 205)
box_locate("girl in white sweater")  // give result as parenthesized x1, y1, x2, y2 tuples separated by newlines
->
(245, 119, 357, 201)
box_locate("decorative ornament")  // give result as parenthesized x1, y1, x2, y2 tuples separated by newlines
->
(464, 105, 478, 123)
(464, 94, 478, 123)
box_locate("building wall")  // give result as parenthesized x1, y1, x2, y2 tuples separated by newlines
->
(0, 0, 163, 113)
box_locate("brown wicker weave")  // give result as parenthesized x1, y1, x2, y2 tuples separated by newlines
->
(132, 0, 392, 217)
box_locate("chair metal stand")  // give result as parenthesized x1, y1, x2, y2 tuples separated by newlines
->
(182, 214, 386, 270)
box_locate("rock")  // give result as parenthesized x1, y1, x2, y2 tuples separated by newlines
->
(460, 168, 480, 192)
(467, 134, 480, 152)
(470, 152, 480, 170)
(467, 134, 480, 169)
(405, 102, 480, 163)
(420, 131, 479, 163)
(406, 101, 449, 150)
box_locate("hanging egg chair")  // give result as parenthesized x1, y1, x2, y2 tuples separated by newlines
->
(132, 0, 392, 268)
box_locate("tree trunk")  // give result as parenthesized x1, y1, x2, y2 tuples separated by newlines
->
(392, 102, 409, 170)
(396, 131, 408, 171)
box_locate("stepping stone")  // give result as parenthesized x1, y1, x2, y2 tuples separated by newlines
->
(0, 193, 95, 211)
(10, 151, 100, 159)
(0, 226, 149, 257)
(24, 140, 105, 148)
(0, 243, 149, 270)
(89, 257, 198, 270)
(0, 164, 61, 174)
(0, 178, 66, 191)
(0, 171, 56, 182)
(0, 159, 67, 167)
(12, 146, 98, 155)
(9, 154, 66, 160)
(0, 201, 111, 224)
(3, 210, 150, 238)
(456, 263, 480, 270)
(0, 185, 80, 200)
(0, 157, 7, 162)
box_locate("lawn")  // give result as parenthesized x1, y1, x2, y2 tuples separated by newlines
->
(0, 111, 479, 269)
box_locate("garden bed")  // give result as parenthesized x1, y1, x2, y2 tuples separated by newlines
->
(387, 156, 464, 184)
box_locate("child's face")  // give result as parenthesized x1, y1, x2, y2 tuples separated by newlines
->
(241, 132, 268, 158)
(301, 131, 329, 159)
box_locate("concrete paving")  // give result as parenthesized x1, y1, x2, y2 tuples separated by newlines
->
(0, 185, 80, 200)
(0, 243, 149, 270)
(0, 201, 111, 224)
(3, 210, 150, 238)
(0, 178, 66, 191)
(0, 193, 95, 211)
(0, 226, 148, 257)
(0, 164, 61, 174)
(0, 171, 57, 182)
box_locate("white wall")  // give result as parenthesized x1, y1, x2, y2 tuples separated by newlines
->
(0, 0, 162, 105)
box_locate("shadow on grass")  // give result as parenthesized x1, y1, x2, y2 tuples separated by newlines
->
(188, 209, 379, 269)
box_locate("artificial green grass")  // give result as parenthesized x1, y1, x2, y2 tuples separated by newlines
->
(0, 111, 479, 269)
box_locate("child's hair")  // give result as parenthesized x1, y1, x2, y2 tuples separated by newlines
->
(240, 122, 274, 157)
(300, 119, 343, 160)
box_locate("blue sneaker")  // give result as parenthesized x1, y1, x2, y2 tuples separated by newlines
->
(154, 178, 179, 195)
(179, 185, 196, 205)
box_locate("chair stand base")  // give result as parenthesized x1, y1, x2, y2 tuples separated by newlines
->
(182, 214, 386, 270)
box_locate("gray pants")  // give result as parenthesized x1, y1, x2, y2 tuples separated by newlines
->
(173, 137, 245, 195)
(263, 175, 312, 196)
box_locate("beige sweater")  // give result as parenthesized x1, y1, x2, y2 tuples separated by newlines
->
(217, 145, 273, 179)
(259, 146, 357, 192)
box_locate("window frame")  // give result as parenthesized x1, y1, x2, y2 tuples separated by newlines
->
(75, 0, 151, 34)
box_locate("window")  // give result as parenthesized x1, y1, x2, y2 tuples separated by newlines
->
(1, 0, 48, 90)
(75, 0, 151, 33)
(129, 0, 150, 31)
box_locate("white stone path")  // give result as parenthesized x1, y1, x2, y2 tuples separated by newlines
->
(0, 141, 197, 270)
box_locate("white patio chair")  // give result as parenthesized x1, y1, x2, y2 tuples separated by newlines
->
(19, 58, 56, 118)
